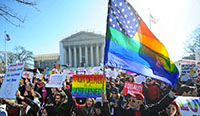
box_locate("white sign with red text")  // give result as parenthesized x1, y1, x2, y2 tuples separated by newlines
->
(0, 62, 25, 98)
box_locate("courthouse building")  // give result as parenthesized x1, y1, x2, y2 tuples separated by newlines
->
(59, 31, 105, 68)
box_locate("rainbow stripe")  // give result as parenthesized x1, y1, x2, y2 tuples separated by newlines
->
(104, 0, 179, 86)
(72, 75, 106, 98)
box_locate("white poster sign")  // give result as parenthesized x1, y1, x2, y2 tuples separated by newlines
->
(46, 74, 66, 88)
(134, 75, 146, 84)
(76, 67, 86, 74)
(86, 67, 102, 74)
(106, 70, 118, 79)
(0, 62, 24, 99)
(175, 96, 200, 116)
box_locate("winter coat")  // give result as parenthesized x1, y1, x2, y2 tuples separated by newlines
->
(117, 94, 175, 116)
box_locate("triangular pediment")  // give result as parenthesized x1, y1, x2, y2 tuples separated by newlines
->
(61, 31, 104, 42)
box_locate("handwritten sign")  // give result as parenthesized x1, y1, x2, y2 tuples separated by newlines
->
(123, 81, 143, 96)
(86, 67, 102, 75)
(46, 74, 66, 88)
(0, 62, 24, 98)
(175, 96, 200, 116)
(72, 75, 106, 98)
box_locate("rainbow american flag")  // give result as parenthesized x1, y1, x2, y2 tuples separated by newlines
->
(104, 0, 179, 86)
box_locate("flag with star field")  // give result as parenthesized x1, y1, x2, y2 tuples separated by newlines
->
(104, 0, 179, 86)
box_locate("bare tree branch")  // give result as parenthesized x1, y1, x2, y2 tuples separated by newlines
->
(0, 8, 25, 22)
(0, 0, 38, 27)
(16, 0, 37, 6)
(0, 13, 21, 27)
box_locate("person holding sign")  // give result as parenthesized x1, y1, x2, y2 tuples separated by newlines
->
(45, 81, 74, 116)
(2, 90, 40, 116)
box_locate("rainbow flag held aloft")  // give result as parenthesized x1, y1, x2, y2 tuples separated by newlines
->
(104, 0, 179, 86)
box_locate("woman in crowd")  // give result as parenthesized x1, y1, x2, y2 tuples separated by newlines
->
(73, 97, 95, 116)
(159, 101, 181, 116)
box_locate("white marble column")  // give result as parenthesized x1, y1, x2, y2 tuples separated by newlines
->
(96, 44, 99, 66)
(85, 46, 88, 67)
(90, 45, 94, 66)
(68, 47, 72, 66)
(63, 48, 67, 65)
(74, 46, 77, 67)
(59, 41, 65, 65)
(79, 46, 82, 65)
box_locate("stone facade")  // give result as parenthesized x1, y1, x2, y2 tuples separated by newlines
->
(60, 31, 105, 68)
(34, 53, 60, 69)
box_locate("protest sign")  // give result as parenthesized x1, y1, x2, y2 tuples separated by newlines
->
(86, 67, 102, 75)
(134, 75, 146, 84)
(180, 74, 190, 82)
(175, 96, 200, 116)
(0, 62, 24, 99)
(106, 70, 118, 79)
(45, 70, 55, 78)
(22, 71, 33, 83)
(92, 67, 101, 74)
(46, 74, 66, 88)
(76, 67, 86, 74)
(72, 75, 106, 98)
(123, 81, 143, 96)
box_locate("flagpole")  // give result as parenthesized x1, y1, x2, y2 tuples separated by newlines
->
(102, 65, 105, 93)
(102, 0, 111, 94)
(4, 31, 7, 69)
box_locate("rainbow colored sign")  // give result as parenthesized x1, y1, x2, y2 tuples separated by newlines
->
(72, 75, 106, 98)
(175, 96, 200, 115)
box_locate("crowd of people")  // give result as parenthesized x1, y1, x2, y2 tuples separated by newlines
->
(0, 68, 199, 116)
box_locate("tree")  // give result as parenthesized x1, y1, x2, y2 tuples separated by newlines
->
(184, 25, 200, 60)
(0, 51, 16, 73)
(13, 46, 34, 68)
(0, 0, 37, 27)
(0, 46, 34, 73)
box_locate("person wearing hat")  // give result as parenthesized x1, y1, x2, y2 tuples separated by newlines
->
(118, 89, 176, 116)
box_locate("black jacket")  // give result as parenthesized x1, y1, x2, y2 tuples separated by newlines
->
(117, 94, 175, 116)
(4, 97, 40, 116)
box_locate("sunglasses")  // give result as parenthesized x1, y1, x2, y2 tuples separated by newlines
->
(128, 98, 142, 103)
